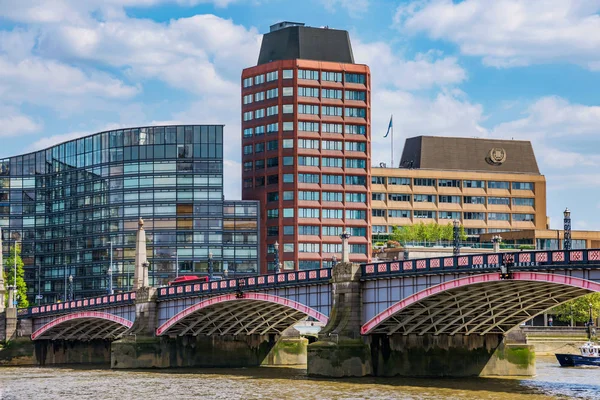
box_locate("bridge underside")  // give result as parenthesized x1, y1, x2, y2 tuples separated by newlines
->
(32, 312, 133, 341)
(364, 272, 596, 336)
(158, 293, 326, 337)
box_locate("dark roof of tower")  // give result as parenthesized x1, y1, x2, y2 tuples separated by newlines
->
(257, 23, 354, 65)
(398, 136, 541, 175)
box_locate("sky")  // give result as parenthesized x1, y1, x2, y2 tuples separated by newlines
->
(1, 0, 600, 230)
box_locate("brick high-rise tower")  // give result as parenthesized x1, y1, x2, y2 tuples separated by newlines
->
(241, 22, 371, 273)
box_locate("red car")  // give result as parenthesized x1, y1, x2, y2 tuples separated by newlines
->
(168, 275, 209, 286)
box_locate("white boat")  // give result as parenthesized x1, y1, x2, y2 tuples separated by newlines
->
(556, 342, 600, 367)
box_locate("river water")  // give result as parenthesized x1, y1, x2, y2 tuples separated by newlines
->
(0, 357, 597, 400)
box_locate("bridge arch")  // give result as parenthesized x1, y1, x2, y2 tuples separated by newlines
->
(156, 293, 328, 336)
(31, 311, 133, 341)
(362, 272, 600, 336)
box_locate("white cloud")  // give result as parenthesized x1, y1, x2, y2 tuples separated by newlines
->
(354, 41, 467, 90)
(395, 0, 600, 69)
(321, 0, 369, 17)
(0, 107, 42, 138)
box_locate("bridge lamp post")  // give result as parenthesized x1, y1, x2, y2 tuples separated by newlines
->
(332, 255, 337, 268)
(453, 220, 460, 256)
(588, 303, 594, 341)
(274, 241, 280, 274)
(108, 241, 113, 295)
(208, 251, 214, 281)
(563, 208, 571, 251)
(491, 235, 502, 253)
(68, 275, 73, 301)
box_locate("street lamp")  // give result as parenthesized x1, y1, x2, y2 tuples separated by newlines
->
(11, 232, 20, 295)
(453, 220, 460, 256)
(208, 251, 214, 281)
(564, 208, 572, 251)
(107, 241, 113, 295)
(331, 255, 337, 268)
(68, 275, 74, 301)
(274, 241, 280, 273)
(491, 235, 502, 253)
(588, 302, 594, 341)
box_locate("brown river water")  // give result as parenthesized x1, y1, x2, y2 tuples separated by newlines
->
(0, 357, 598, 399)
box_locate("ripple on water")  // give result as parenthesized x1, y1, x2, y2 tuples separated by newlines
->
(0, 357, 597, 400)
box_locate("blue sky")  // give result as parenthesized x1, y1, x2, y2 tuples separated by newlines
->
(1, 0, 600, 230)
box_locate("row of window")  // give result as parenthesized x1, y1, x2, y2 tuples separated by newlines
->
(371, 209, 535, 221)
(371, 193, 535, 207)
(243, 70, 366, 87)
(243, 105, 366, 121)
(243, 138, 367, 154)
(266, 225, 366, 237)
(265, 190, 366, 203)
(266, 208, 367, 220)
(243, 174, 368, 188)
(372, 177, 535, 191)
(243, 87, 366, 103)
(243, 123, 366, 137)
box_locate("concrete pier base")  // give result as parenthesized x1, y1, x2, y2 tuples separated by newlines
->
(111, 334, 308, 369)
(307, 339, 372, 377)
(0, 338, 111, 366)
(369, 333, 535, 377)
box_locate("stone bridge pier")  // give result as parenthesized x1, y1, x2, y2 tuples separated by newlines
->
(308, 261, 535, 378)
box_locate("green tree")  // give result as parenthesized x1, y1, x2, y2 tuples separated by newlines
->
(4, 243, 28, 308)
(390, 222, 467, 244)
(551, 293, 600, 325)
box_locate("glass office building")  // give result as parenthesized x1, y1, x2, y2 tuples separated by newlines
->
(0, 125, 259, 303)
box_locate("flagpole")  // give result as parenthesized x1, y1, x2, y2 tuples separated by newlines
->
(391, 114, 394, 168)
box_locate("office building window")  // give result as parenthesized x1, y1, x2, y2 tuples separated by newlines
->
(266, 123, 278, 133)
(299, 191, 320, 201)
(372, 193, 385, 201)
(463, 180, 485, 188)
(350, 244, 367, 254)
(282, 174, 294, 183)
(388, 193, 410, 202)
(267, 192, 279, 202)
(243, 145, 253, 155)
(464, 196, 485, 204)
(345, 192, 366, 203)
(267, 106, 278, 116)
(282, 139, 294, 148)
(299, 260, 320, 270)
(299, 104, 320, 115)
(345, 142, 366, 152)
(372, 176, 385, 185)
(372, 209, 386, 217)
(255, 109, 265, 119)
(243, 77, 253, 88)
(322, 89, 342, 99)
(345, 90, 366, 101)
(322, 157, 342, 168)
(267, 157, 278, 168)
(372, 225, 388, 233)
(513, 198, 535, 207)
(298, 208, 320, 218)
(322, 174, 342, 185)
(322, 71, 342, 82)
(345, 107, 366, 118)
(243, 94, 253, 104)
(414, 178, 436, 186)
(283, 156, 294, 166)
(282, 87, 293, 96)
(267, 226, 279, 236)
(298, 69, 319, 80)
(439, 211, 461, 219)
(282, 69, 293, 79)
(345, 125, 366, 135)
(322, 123, 343, 134)
(267, 175, 278, 185)
(345, 159, 366, 169)
(266, 88, 278, 99)
(266, 140, 278, 151)
(439, 195, 460, 204)
(298, 174, 319, 184)
(298, 139, 319, 149)
(283, 226, 294, 235)
(254, 74, 265, 85)
(243, 161, 252, 171)
(322, 140, 342, 150)
(298, 86, 319, 97)
(243, 128, 253, 138)
(282, 104, 293, 114)
(283, 208, 294, 218)
(298, 121, 319, 132)
(283, 191, 294, 200)
(322, 209, 343, 219)
(298, 156, 319, 167)
(322, 243, 342, 252)
(464, 212, 485, 220)
(513, 213, 535, 222)
(345, 73, 366, 84)
(345, 175, 366, 186)
(488, 181, 510, 189)
(266, 71, 278, 82)
(414, 194, 435, 203)
(389, 177, 410, 185)
(299, 243, 320, 253)
(299, 225, 319, 235)
(488, 213, 510, 221)
(438, 179, 460, 188)
(322, 106, 343, 116)
(255, 92, 265, 102)
(387, 210, 409, 218)
(267, 209, 279, 219)
(345, 210, 366, 220)
(414, 210, 436, 219)
(488, 197, 510, 205)
(323, 192, 343, 202)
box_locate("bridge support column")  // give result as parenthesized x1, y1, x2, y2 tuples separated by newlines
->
(307, 262, 372, 377)
(368, 333, 535, 377)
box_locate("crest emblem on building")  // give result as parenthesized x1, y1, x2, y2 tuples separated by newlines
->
(486, 147, 506, 165)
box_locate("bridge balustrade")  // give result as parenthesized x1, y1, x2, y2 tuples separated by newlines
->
(362, 249, 600, 278)
(18, 292, 136, 319)
(157, 268, 332, 301)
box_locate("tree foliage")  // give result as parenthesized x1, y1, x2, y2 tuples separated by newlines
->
(4, 243, 29, 308)
(551, 293, 600, 324)
(390, 222, 467, 244)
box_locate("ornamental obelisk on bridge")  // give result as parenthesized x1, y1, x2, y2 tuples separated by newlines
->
(133, 218, 149, 290)
(0, 227, 5, 313)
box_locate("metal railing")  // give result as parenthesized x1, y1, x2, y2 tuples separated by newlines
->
(18, 292, 136, 318)
(362, 248, 600, 278)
